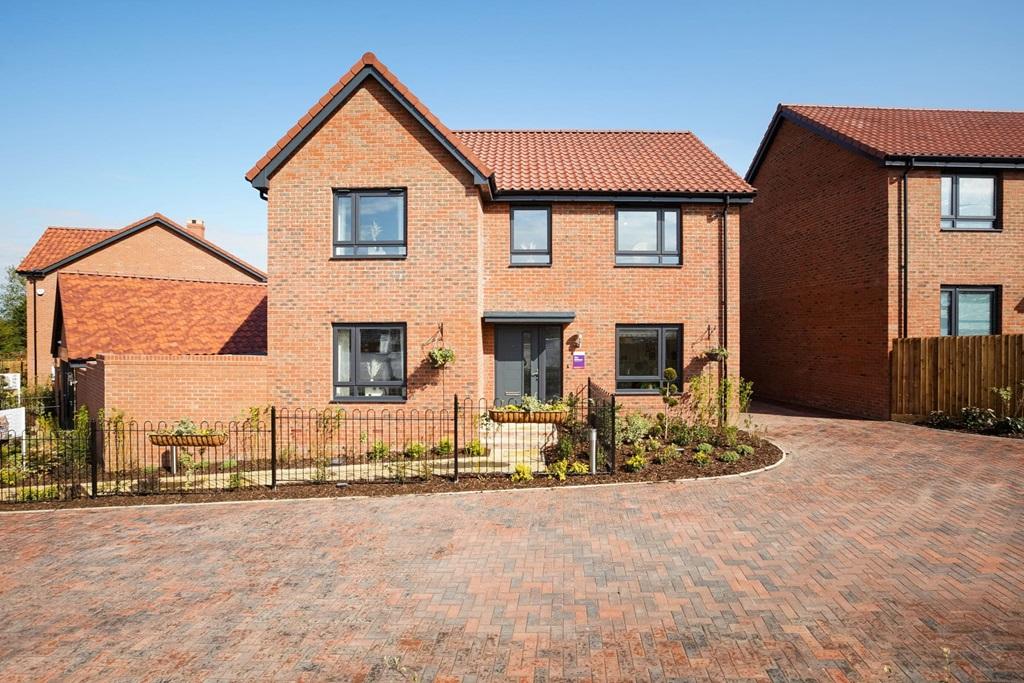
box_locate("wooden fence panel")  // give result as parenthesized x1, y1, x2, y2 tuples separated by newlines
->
(891, 334, 1024, 420)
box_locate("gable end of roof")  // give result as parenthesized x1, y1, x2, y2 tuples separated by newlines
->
(246, 53, 492, 191)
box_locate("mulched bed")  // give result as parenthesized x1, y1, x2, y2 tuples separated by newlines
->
(0, 436, 783, 512)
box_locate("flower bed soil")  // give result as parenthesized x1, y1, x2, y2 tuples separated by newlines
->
(0, 435, 782, 512)
(915, 423, 1023, 440)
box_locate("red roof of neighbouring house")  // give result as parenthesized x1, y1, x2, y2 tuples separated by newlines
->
(56, 273, 267, 359)
(781, 105, 1024, 160)
(18, 227, 118, 272)
(246, 52, 752, 196)
(454, 130, 753, 193)
(17, 213, 266, 281)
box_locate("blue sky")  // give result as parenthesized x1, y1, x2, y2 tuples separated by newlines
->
(3, 0, 1022, 274)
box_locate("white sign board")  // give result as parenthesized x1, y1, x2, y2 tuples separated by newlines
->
(0, 406, 26, 438)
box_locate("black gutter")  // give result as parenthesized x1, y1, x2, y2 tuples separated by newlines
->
(720, 197, 730, 421)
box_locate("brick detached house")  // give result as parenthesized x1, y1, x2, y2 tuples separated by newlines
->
(742, 105, 1024, 418)
(17, 213, 266, 385)
(246, 53, 753, 411)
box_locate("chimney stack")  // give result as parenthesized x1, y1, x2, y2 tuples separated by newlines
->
(185, 218, 206, 240)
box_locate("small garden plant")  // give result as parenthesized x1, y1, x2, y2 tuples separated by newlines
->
(427, 346, 456, 369)
(717, 450, 740, 463)
(546, 459, 568, 481)
(404, 442, 427, 459)
(624, 453, 647, 472)
(367, 441, 390, 461)
(434, 438, 453, 456)
(568, 460, 589, 475)
(692, 451, 711, 467)
(511, 464, 533, 482)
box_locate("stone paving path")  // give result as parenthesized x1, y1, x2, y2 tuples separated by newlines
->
(0, 403, 1021, 681)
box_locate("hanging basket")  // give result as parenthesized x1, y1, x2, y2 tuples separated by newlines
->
(488, 409, 568, 424)
(149, 433, 227, 448)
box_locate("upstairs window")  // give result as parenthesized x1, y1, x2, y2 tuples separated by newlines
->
(333, 324, 407, 401)
(510, 207, 551, 265)
(940, 286, 999, 336)
(615, 208, 680, 265)
(334, 190, 407, 257)
(941, 175, 997, 230)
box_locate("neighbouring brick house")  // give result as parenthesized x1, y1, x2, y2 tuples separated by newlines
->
(54, 273, 268, 424)
(742, 105, 1024, 418)
(246, 53, 752, 411)
(17, 213, 267, 388)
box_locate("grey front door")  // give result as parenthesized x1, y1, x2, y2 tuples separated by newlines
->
(494, 325, 562, 404)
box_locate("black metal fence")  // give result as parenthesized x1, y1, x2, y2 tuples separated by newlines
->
(0, 386, 620, 504)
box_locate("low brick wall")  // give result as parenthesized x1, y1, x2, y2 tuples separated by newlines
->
(76, 354, 269, 426)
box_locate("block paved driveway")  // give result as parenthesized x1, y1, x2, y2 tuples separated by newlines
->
(1, 404, 1021, 682)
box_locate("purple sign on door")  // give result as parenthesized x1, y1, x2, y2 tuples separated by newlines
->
(572, 352, 586, 369)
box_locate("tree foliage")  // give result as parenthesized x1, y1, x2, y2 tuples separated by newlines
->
(0, 266, 26, 354)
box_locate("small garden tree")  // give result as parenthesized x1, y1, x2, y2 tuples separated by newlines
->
(659, 367, 679, 440)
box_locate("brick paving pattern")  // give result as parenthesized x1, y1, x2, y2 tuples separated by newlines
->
(0, 404, 1021, 681)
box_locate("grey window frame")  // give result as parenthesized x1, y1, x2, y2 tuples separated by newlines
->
(940, 285, 1000, 336)
(332, 188, 408, 258)
(615, 324, 683, 394)
(940, 174, 999, 231)
(614, 207, 681, 266)
(331, 323, 408, 402)
(509, 205, 552, 266)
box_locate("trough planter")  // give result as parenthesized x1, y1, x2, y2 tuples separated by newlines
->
(149, 434, 227, 448)
(488, 409, 569, 425)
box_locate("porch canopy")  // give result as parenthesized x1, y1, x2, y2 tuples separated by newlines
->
(482, 311, 576, 325)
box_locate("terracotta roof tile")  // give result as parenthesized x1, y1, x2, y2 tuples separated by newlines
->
(18, 227, 117, 271)
(454, 130, 753, 194)
(245, 52, 492, 184)
(57, 273, 267, 359)
(783, 105, 1024, 160)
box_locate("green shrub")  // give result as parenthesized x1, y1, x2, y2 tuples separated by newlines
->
(715, 425, 740, 448)
(961, 406, 997, 431)
(924, 410, 955, 428)
(226, 473, 245, 490)
(717, 450, 740, 463)
(0, 466, 26, 487)
(692, 452, 711, 467)
(620, 413, 655, 444)
(994, 416, 1024, 435)
(652, 447, 677, 465)
(221, 459, 238, 470)
(404, 442, 427, 459)
(695, 442, 714, 455)
(465, 439, 485, 457)
(367, 441, 390, 461)
(568, 460, 590, 475)
(546, 459, 569, 481)
(136, 468, 161, 494)
(17, 485, 58, 502)
(557, 436, 574, 461)
(624, 453, 647, 472)
(736, 444, 755, 457)
(511, 464, 533, 482)
(434, 438, 453, 456)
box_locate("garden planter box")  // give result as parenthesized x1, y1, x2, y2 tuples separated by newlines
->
(149, 434, 227, 448)
(488, 409, 568, 425)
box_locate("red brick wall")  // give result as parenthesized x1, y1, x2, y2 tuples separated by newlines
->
(266, 79, 483, 410)
(891, 169, 1024, 337)
(741, 120, 891, 418)
(482, 202, 740, 413)
(76, 354, 269, 425)
(265, 78, 740, 413)
(26, 225, 262, 384)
